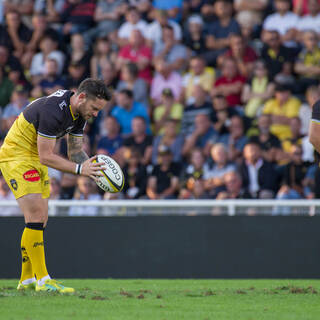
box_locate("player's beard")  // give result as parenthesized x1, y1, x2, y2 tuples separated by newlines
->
(78, 101, 89, 120)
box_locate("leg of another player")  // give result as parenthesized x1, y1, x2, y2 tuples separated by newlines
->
(17, 194, 50, 287)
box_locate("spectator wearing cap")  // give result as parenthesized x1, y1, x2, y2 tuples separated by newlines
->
(238, 142, 279, 199)
(181, 85, 212, 136)
(205, 0, 241, 65)
(117, 6, 148, 47)
(117, 29, 153, 84)
(297, 0, 320, 35)
(112, 89, 150, 136)
(262, 0, 299, 48)
(0, 67, 14, 109)
(151, 119, 184, 164)
(181, 56, 215, 105)
(218, 33, 257, 78)
(153, 24, 188, 73)
(263, 84, 301, 141)
(183, 15, 207, 56)
(150, 59, 182, 105)
(211, 58, 246, 108)
(147, 144, 181, 199)
(1, 85, 29, 132)
(261, 30, 295, 80)
(121, 116, 153, 165)
(153, 88, 183, 135)
(145, 9, 182, 49)
(117, 62, 149, 107)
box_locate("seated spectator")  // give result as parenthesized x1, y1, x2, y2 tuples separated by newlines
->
(299, 85, 320, 135)
(31, 58, 65, 97)
(152, 119, 184, 164)
(111, 89, 150, 135)
(117, 62, 149, 107)
(179, 179, 210, 200)
(96, 116, 123, 162)
(4, 0, 34, 27)
(121, 116, 153, 165)
(294, 30, 320, 93)
(261, 30, 295, 80)
(262, 0, 299, 48)
(182, 113, 217, 157)
(0, 10, 32, 59)
(297, 0, 320, 36)
(60, 0, 96, 36)
(0, 175, 20, 216)
(248, 114, 282, 163)
(117, 29, 152, 83)
(183, 15, 207, 56)
(211, 58, 246, 108)
(0, 67, 14, 109)
(181, 85, 212, 136)
(263, 84, 301, 141)
(49, 177, 61, 200)
(215, 171, 251, 200)
(90, 37, 117, 79)
(205, 0, 241, 65)
(153, 24, 188, 73)
(69, 177, 102, 216)
(145, 9, 182, 48)
(218, 33, 257, 78)
(153, 88, 183, 135)
(181, 56, 215, 105)
(1, 85, 29, 132)
(150, 59, 182, 105)
(204, 143, 236, 194)
(122, 147, 147, 199)
(146, 144, 180, 199)
(100, 59, 119, 90)
(65, 61, 87, 89)
(30, 33, 65, 85)
(238, 142, 279, 198)
(117, 6, 148, 47)
(241, 60, 275, 118)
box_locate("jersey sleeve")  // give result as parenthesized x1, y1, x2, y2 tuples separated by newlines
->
(69, 118, 86, 137)
(37, 106, 62, 139)
(312, 100, 320, 124)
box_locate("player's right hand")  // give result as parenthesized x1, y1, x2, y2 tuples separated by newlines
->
(81, 156, 106, 181)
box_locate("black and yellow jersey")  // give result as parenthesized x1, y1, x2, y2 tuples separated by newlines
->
(0, 90, 86, 162)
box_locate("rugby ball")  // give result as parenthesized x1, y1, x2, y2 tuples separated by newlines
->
(93, 155, 124, 193)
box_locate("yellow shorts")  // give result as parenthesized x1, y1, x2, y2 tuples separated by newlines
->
(0, 160, 50, 199)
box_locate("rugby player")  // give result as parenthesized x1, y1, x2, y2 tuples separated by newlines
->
(0, 79, 111, 293)
(310, 101, 320, 154)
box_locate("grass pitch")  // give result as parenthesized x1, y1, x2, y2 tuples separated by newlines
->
(1, 279, 320, 320)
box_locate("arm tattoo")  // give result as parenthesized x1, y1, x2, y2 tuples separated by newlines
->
(67, 135, 89, 164)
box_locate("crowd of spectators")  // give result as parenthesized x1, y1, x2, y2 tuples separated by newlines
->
(1, 0, 320, 214)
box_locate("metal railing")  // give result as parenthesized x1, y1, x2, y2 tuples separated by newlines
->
(0, 199, 319, 216)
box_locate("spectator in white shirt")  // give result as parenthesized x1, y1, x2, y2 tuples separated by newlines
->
(297, 0, 320, 38)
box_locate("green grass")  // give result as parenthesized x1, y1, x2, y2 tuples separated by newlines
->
(1, 279, 320, 320)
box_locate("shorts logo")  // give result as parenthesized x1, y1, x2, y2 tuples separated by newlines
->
(10, 179, 18, 190)
(23, 170, 40, 182)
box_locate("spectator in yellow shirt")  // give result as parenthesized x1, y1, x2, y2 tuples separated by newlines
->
(263, 84, 301, 140)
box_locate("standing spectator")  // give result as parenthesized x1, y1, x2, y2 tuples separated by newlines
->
(111, 89, 150, 135)
(121, 116, 153, 165)
(117, 62, 149, 107)
(181, 56, 215, 105)
(241, 60, 275, 118)
(150, 59, 182, 105)
(147, 145, 180, 199)
(117, 29, 153, 83)
(122, 147, 147, 199)
(238, 142, 279, 198)
(205, 0, 241, 65)
(211, 58, 246, 107)
(263, 0, 299, 48)
(117, 6, 148, 46)
(153, 24, 188, 73)
(152, 119, 184, 164)
(263, 84, 301, 141)
(181, 85, 212, 136)
(153, 88, 183, 135)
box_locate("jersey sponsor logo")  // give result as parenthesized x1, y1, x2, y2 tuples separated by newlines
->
(23, 170, 40, 182)
(48, 90, 67, 98)
(10, 179, 18, 190)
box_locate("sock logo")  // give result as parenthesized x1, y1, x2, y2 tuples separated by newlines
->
(33, 241, 44, 248)
(22, 256, 29, 263)
(10, 179, 18, 190)
(23, 170, 40, 182)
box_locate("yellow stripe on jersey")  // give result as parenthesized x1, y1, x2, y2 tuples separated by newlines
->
(69, 105, 79, 121)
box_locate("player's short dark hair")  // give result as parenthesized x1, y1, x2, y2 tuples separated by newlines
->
(77, 78, 112, 101)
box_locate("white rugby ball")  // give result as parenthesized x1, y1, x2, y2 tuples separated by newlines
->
(93, 155, 124, 193)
